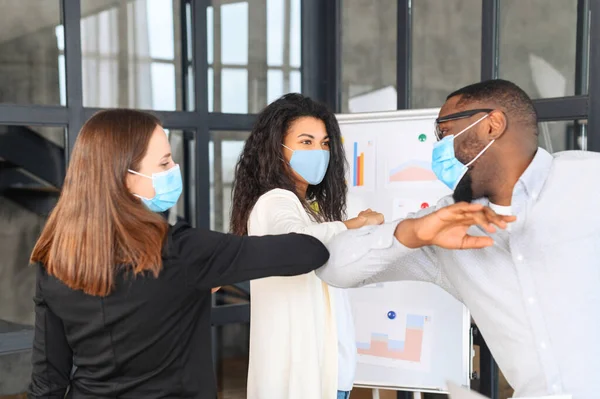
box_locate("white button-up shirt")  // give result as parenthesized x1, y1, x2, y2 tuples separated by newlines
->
(317, 148, 600, 398)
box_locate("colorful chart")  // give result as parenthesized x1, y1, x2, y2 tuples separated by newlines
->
(388, 160, 437, 183)
(342, 135, 376, 192)
(353, 140, 373, 187)
(357, 314, 428, 362)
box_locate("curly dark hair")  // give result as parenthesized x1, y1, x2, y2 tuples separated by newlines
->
(230, 93, 347, 235)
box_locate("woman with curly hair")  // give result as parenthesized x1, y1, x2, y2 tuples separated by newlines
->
(231, 93, 384, 399)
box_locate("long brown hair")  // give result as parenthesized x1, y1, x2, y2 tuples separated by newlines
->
(30, 109, 169, 296)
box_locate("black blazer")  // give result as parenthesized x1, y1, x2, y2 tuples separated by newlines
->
(28, 221, 329, 398)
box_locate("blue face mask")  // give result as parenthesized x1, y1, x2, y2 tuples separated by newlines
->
(431, 114, 494, 190)
(282, 144, 330, 185)
(128, 164, 183, 213)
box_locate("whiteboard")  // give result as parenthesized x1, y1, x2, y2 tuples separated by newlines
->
(336, 109, 472, 393)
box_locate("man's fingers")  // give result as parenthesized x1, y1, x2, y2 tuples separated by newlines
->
(452, 202, 485, 212)
(469, 211, 497, 233)
(482, 207, 517, 229)
(461, 235, 494, 249)
(452, 210, 495, 232)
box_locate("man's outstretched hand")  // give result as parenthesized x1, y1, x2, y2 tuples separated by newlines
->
(394, 202, 516, 249)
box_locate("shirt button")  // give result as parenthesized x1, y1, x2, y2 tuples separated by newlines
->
(516, 254, 524, 261)
(527, 297, 536, 304)
(540, 341, 547, 350)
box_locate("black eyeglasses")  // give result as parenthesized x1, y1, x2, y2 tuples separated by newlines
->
(434, 108, 494, 140)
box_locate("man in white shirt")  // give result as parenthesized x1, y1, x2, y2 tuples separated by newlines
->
(317, 79, 600, 399)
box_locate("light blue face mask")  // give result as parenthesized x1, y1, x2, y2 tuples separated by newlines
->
(282, 144, 330, 185)
(128, 164, 183, 213)
(431, 114, 494, 190)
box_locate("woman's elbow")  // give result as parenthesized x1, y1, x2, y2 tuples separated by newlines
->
(302, 234, 330, 269)
(286, 233, 329, 274)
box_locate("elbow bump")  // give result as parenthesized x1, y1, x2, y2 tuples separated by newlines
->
(308, 235, 330, 264)
(297, 234, 329, 268)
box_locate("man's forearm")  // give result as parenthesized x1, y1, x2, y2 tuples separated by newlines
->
(316, 222, 419, 288)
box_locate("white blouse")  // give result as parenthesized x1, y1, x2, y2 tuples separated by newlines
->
(246, 188, 356, 399)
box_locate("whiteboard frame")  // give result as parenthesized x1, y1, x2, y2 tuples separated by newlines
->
(336, 108, 473, 393)
(336, 108, 441, 125)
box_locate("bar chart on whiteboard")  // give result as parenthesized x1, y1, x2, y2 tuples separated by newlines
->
(353, 299, 434, 373)
(343, 136, 376, 191)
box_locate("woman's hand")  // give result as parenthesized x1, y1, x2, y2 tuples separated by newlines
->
(343, 208, 385, 229)
(211, 287, 221, 293)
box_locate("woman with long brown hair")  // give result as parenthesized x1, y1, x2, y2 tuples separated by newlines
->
(28, 109, 329, 399)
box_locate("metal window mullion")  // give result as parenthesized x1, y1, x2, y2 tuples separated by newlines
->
(282, 0, 292, 94)
(63, 0, 85, 161)
(213, 2, 222, 112)
(192, 0, 211, 230)
(247, 0, 267, 113)
(117, 1, 130, 108)
(586, 0, 600, 152)
(481, 0, 499, 81)
(301, 0, 340, 111)
(397, 0, 411, 109)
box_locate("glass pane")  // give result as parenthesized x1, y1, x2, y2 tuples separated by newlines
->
(499, 0, 578, 99)
(290, 70, 301, 93)
(208, 0, 302, 113)
(267, 0, 285, 66)
(209, 132, 250, 233)
(215, 323, 250, 398)
(208, 67, 214, 112)
(222, 68, 248, 113)
(267, 69, 284, 104)
(341, 0, 397, 113)
(0, 125, 65, 397)
(209, 131, 251, 307)
(222, 2, 249, 65)
(289, 0, 301, 68)
(166, 130, 196, 226)
(0, 1, 64, 105)
(538, 120, 587, 153)
(411, 0, 482, 109)
(80, 0, 187, 110)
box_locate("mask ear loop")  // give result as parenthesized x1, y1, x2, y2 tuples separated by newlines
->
(465, 139, 495, 167)
(127, 169, 153, 200)
(280, 144, 294, 164)
(128, 169, 152, 179)
(454, 113, 490, 139)
(453, 138, 495, 191)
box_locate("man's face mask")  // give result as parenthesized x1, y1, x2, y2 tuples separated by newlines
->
(431, 109, 495, 191)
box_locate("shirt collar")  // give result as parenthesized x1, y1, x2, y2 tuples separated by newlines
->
(472, 147, 554, 207)
(517, 147, 554, 199)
